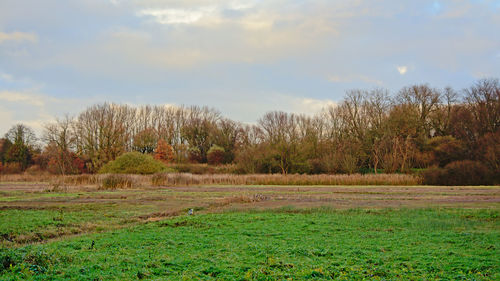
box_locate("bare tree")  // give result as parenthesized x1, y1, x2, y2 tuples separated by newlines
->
(397, 84, 441, 139)
(464, 78, 500, 136)
(43, 116, 75, 175)
(73, 103, 134, 172)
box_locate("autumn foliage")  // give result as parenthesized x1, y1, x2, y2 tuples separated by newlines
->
(0, 78, 498, 185)
(154, 139, 175, 164)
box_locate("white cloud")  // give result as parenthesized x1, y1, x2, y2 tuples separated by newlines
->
(262, 94, 337, 116)
(0, 91, 45, 107)
(397, 66, 408, 75)
(0, 31, 37, 43)
(138, 7, 216, 25)
(291, 97, 337, 115)
(0, 90, 95, 135)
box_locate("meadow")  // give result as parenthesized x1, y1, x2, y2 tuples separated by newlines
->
(0, 175, 499, 280)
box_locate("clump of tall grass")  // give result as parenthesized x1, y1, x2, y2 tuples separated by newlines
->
(99, 174, 135, 190)
(63, 174, 100, 185)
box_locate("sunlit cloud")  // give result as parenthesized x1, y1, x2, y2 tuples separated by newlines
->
(291, 97, 337, 115)
(138, 7, 216, 25)
(397, 66, 408, 75)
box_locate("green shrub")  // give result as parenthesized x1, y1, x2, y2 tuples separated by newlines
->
(172, 163, 237, 174)
(99, 152, 167, 174)
(100, 174, 134, 189)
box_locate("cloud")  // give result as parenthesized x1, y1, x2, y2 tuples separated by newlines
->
(138, 7, 216, 25)
(290, 97, 337, 115)
(0, 0, 498, 131)
(0, 90, 95, 135)
(0, 31, 37, 43)
(0, 91, 45, 107)
(397, 66, 408, 75)
(259, 93, 337, 116)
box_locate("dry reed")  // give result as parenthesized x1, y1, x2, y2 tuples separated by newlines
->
(150, 173, 421, 186)
(1, 172, 421, 187)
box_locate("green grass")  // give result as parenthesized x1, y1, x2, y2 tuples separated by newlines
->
(0, 203, 156, 245)
(1, 208, 498, 280)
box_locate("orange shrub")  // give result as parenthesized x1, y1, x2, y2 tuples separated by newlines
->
(154, 139, 175, 163)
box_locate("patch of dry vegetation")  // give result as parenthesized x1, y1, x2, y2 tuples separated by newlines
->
(151, 173, 420, 186)
(1, 172, 420, 187)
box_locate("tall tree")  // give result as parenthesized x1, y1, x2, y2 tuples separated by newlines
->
(43, 116, 75, 175)
(4, 124, 37, 170)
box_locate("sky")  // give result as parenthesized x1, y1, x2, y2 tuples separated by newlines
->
(1, 0, 499, 135)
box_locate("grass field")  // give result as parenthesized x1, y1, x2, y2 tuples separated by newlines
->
(1, 178, 499, 280)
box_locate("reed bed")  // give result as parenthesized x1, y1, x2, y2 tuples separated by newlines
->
(0, 173, 146, 188)
(151, 173, 421, 186)
(1, 172, 421, 187)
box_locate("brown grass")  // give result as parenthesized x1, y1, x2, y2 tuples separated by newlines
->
(151, 173, 421, 186)
(1, 172, 421, 187)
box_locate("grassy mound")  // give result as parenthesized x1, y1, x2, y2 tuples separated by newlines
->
(99, 152, 169, 174)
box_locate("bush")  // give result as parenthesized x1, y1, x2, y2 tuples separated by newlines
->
(422, 160, 493, 185)
(100, 174, 135, 189)
(1, 162, 22, 174)
(420, 166, 445, 185)
(308, 159, 328, 174)
(99, 152, 168, 174)
(443, 160, 493, 185)
(207, 145, 225, 165)
(25, 165, 45, 175)
(188, 147, 202, 163)
(172, 163, 236, 174)
(428, 136, 466, 167)
(154, 139, 175, 163)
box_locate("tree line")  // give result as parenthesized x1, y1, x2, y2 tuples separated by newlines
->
(0, 78, 498, 183)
